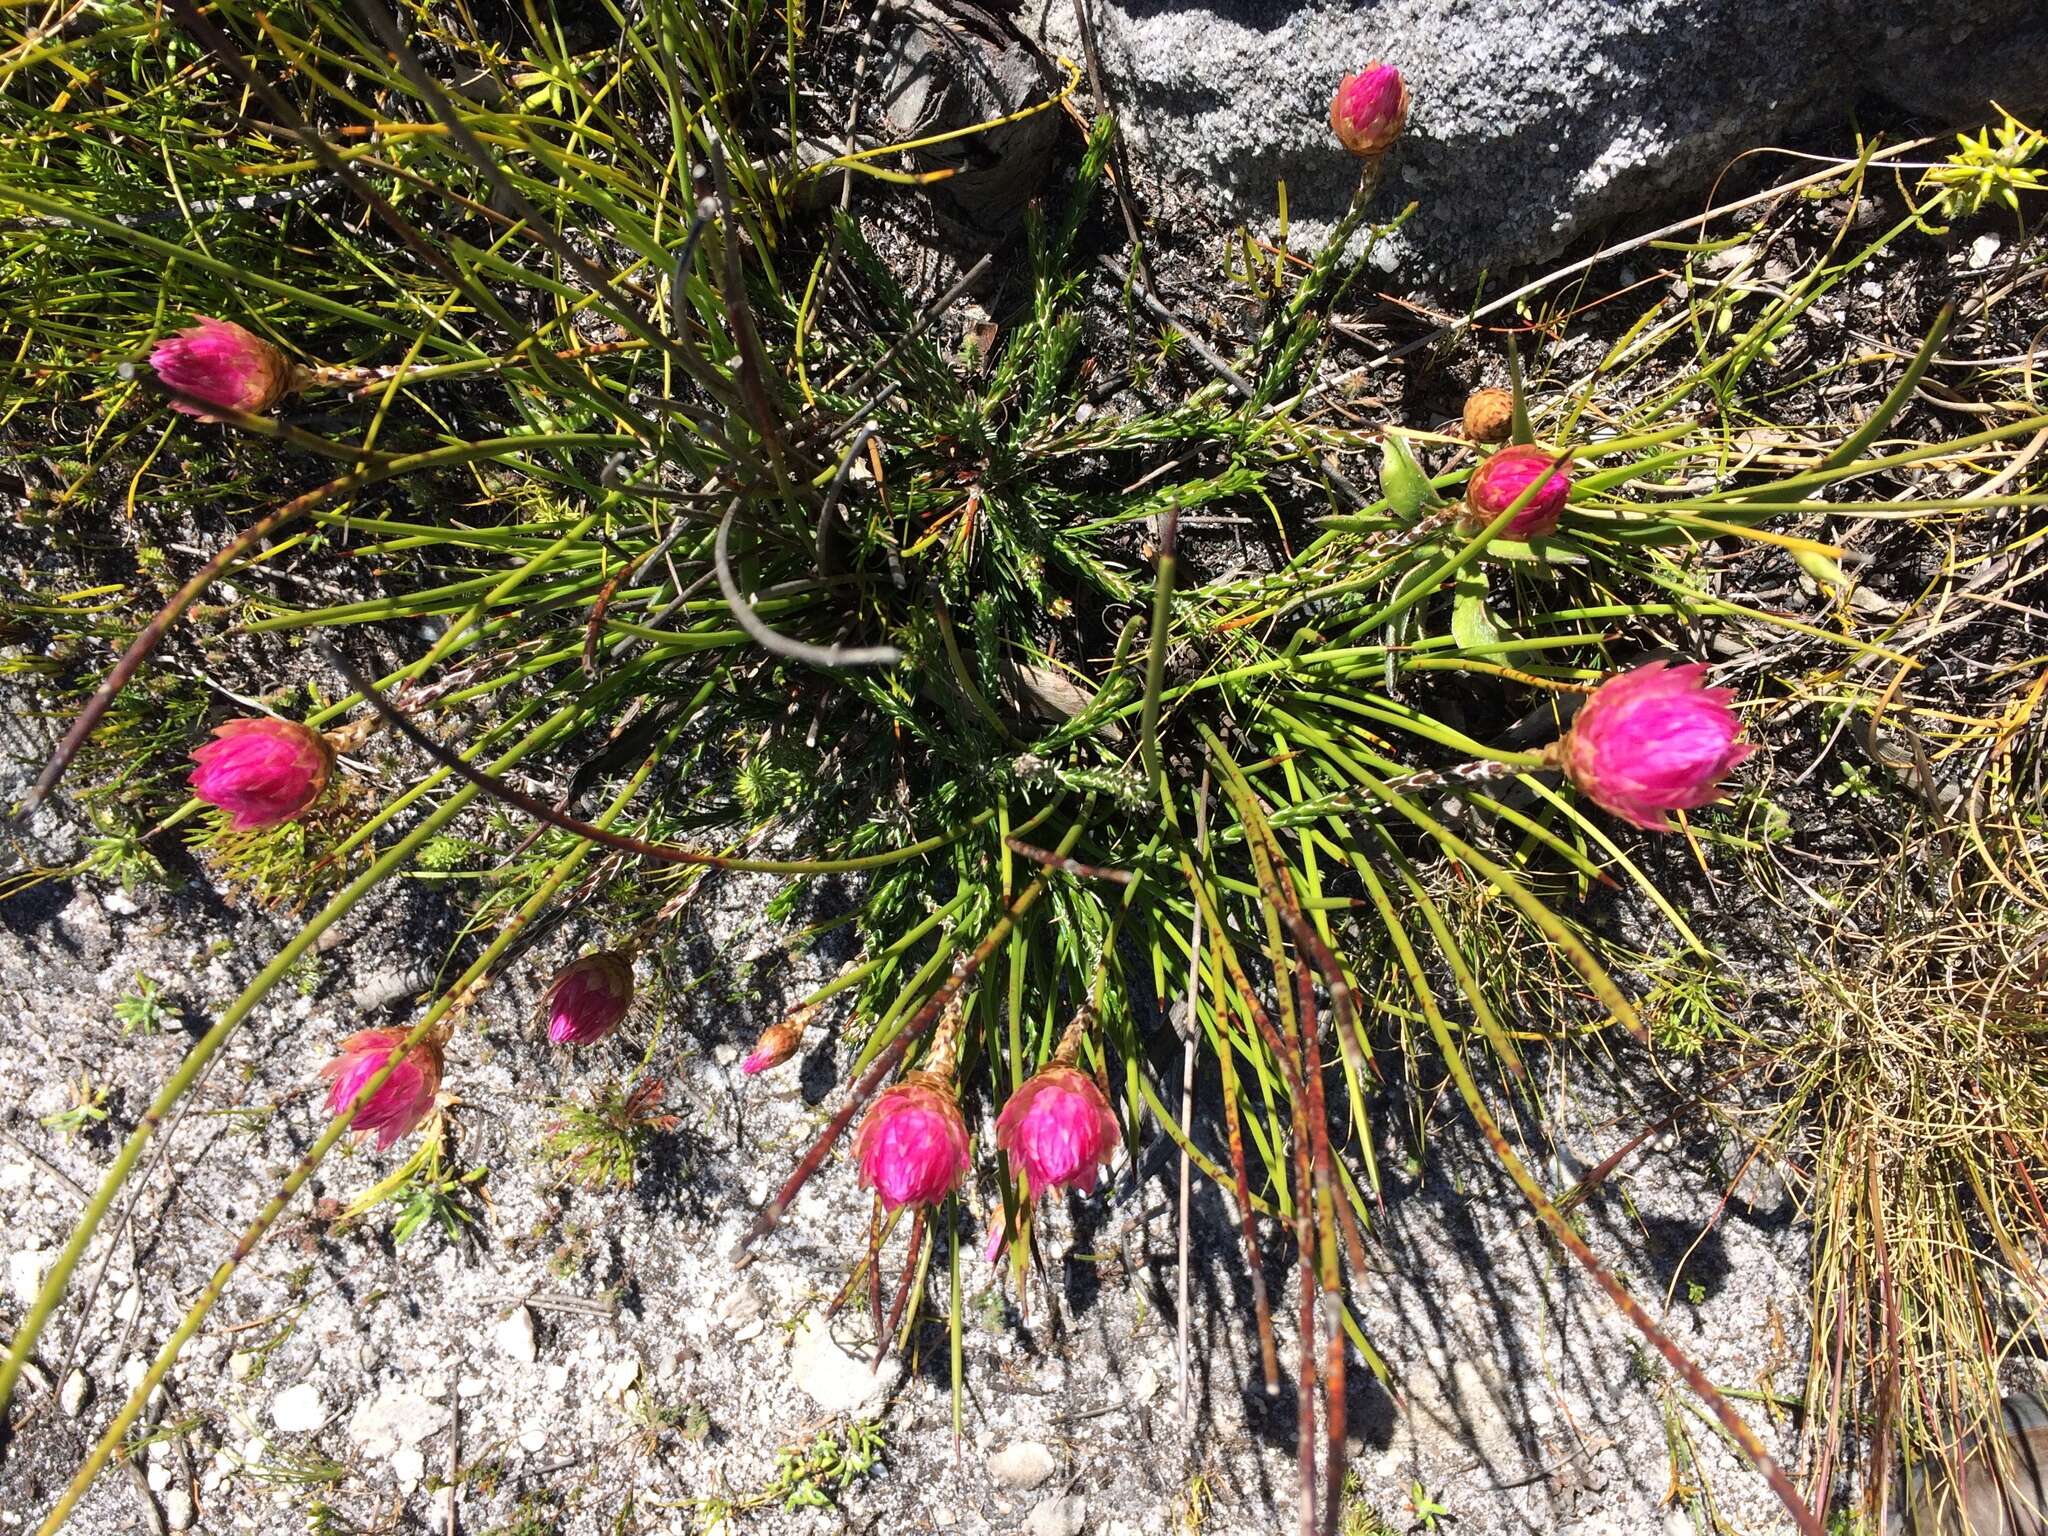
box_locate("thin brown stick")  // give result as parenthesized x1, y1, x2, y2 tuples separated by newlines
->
(1002, 837, 1133, 884)
(1296, 959, 1347, 1536)
(320, 644, 932, 870)
(1429, 1009, 1824, 1535)
(23, 472, 356, 809)
(874, 1208, 927, 1368)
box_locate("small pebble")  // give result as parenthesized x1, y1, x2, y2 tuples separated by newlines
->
(494, 1306, 538, 1364)
(59, 1370, 90, 1418)
(270, 1383, 327, 1435)
(988, 1440, 1058, 1490)
(164, 1491, 195, 1532)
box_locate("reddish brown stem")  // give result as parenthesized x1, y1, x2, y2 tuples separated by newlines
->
(1002, 837, 1133, 884)
(1296, 959, 1347, 1536)
(874, 1207, 927, 1367)
(24, 470, 362, 810)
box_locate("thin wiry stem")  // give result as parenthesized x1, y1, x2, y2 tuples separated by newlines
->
(1139, 506, 1178, 803)
(713, 500, 902, 667)
(801, 254, 995, 443)
(736, 812, 1090, 1255)
(0, 700, 570, 1447)
(19, 432, 626, 810)
(31, 732, 660, 1533)
(322, 641, 951, 868)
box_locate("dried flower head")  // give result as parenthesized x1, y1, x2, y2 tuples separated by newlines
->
(189, 717, 335, 830)
(1554, 662, 1754, 829)
(149, 316, 297, 418)
(1462, 387, 1515, 444)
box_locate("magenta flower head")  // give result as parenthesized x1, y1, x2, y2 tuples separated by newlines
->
(543, 952, 635, 1045)
(149, 317, 297, 418)
(1464, 445, 1572, 540)
(994, 1065, 1120, 1196)
(189, 717, 335, 830)
(1555, 662, 1755, 829)
(320, 1028, 443, 1150)
(854, 1074, 971, 1211)
(1330, 63, 1409, 158)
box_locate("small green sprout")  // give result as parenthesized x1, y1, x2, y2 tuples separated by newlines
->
(1920, 108, 2046, 222)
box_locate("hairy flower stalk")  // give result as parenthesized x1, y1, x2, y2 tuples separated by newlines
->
(542, 951, 636, 1045)
(994, 1011, 1120, 1199)
(148, 316, 300, 418)
(1548, 661, 1754, 828)
(1462, 443, 1572, 540)
(319, 1026, 445, 1150)
(189, 716, 335, 829)
(853, 1001, 971, 1212)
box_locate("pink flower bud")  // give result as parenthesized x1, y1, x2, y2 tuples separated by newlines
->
(1464, 445, 1572, 539)
(741, 1022, 801, 1075)
(189, 717, 334, 829)
(854, 1076, 970, 1212)
(742, 1000, 818, 1075)
(1330, 63, 1409, 158)
(543, 952, 635, 1045)
(149, 317, 296, 418)
(1558, 662, 1754, 829)
(320, 1028, 443, 1150)
(994, 1066, 1119, 1197)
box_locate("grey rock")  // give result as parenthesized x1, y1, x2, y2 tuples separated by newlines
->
(1030, 0, 2048, 282)
(164, 1490, 195, 1532)
(347, 1386, 446, 1459)
(879, 0, 1059, 236)
(1026, 1492, 1089, 1536)
(988, 1439, 1059, 1489)
(9, 1245, 52, 1307)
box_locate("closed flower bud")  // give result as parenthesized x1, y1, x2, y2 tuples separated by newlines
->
(189, 717, 334, 829)
(1464, 444, 1571, 540)
(1553, 662, 1754, 830)
(149, 317, 297, 418)
(1462, 387, 1514, 444)
(320, 1028, 442, 1150)
(1330, 63, 1408, 158)
(741, 1018, 804, 1075)
(995, 1065, 1119, 1196)
(854, 1075, 970, 1211)
(543, 952, 635, 1046)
